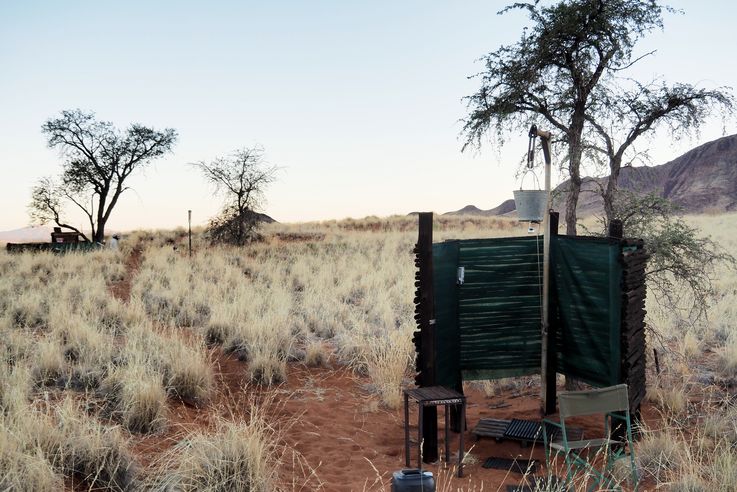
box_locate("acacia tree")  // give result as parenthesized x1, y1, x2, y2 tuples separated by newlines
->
(194, 147, 277, 245)
(31, 110, 177, 242)
(462, 0, 730, 235)
(587, 82, 733, 225)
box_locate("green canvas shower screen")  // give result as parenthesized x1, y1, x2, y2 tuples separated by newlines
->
(431, 235, 623, 389)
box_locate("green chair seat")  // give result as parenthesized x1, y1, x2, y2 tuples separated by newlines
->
(542, 384, 639, 492)
(549, 437, 618, 452)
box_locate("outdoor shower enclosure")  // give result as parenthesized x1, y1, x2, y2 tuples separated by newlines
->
(412, 212, 648, 462)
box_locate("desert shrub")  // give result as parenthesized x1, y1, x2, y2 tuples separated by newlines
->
(205, 206, 267, 246)
(680, 331, 701, 359)
(94, 296, 139, 335)
(63, 364, 106, 391)
(633, 419, 737, 489)
(50, 315, 115, 367)
(604, 192, 736, 322)
(701, 402, 737, 445)
(132, 250, 215, 328)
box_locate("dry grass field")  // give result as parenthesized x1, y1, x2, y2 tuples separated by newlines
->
(0, 213, 735, 491)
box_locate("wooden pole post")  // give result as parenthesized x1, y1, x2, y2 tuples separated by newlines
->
(609, 219, 626, 442)
(188, 210, 192, 258)
(544, 211, 559, 415)
(416, 212, 438, 463)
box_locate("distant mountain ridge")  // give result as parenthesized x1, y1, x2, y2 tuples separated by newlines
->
(445, 134, 737, 217)
(0, 226, 53, 243)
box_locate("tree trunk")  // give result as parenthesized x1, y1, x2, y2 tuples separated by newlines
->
(603, 155, 623, 228)
(564, 122, 584, 391)
(565, 136, 584, 236)
(96, 191, 109, 243)
(95, 220, 106, 243)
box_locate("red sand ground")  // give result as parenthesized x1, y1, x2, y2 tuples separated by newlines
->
(125, 351, 657, 491)
(106, 248, 656, 491)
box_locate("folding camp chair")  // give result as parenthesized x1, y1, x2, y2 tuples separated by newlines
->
(542, 384, 638, 491)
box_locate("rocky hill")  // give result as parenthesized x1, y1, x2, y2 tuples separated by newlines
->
(446, 134, 737, 217)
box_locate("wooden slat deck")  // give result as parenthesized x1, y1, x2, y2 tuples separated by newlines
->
(473, 418, 509, 440)
(473, 418, 584, 445)
(405, 386, 465, 406)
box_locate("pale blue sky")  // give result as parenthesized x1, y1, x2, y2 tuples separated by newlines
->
(1, 1, 734, 231)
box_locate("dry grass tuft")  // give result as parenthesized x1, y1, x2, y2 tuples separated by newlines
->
(0, 415, 61, 491)
(362, 328, 413, 409)
(304, 341, 328, 367)
(647, 384, 689, 418)
(43, 398, 137, 491)
(163, 339, 214, 404)
(102, 365, 168, 434)
(154, 411, 279, 491)
(669, 474, 708, 492)
(636, 428, 685, 481)
(715, 340, 737, 380)
(249, 351, 287, 386)
(32, 340, 65, 387)
(0, 365, 30, 414)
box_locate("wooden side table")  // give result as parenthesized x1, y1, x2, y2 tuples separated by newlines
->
(404, 386, 466, 477)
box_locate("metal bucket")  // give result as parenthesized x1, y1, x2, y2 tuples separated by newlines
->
(513, 189, 548, 223)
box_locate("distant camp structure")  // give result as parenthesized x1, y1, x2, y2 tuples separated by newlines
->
(6, 227, 100, 253)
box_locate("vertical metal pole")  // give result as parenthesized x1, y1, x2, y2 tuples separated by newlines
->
(458, 400, 465, 478)
(404, 392, 410, 466)
(418, 403, 424, 470)
(188, 210, 192, 258)
(444, 404, 450, 465)
(540, 137, 552, 414)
